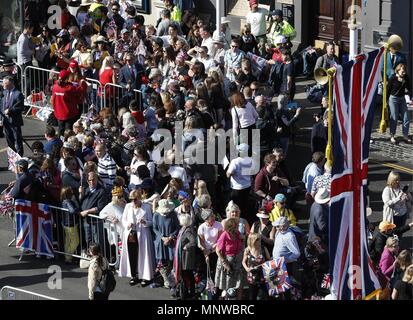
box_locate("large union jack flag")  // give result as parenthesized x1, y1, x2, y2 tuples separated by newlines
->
(329, 48, 384, 300)
(15, 199, 54, 257)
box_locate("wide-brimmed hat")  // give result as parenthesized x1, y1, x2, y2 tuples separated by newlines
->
(221, 17, 231, 24)
(379, 221, 396, 233)
(80, 0, 92, 6)
(212, 35, 225, 45)
(95, 35, 107, 43)
(157, 199, 176, 214)
(256, 210, 269, 219)
(314, 188, 330, 204)
(272, 216, 289, 227)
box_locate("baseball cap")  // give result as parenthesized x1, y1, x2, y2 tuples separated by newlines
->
(274, 193, 287, 203)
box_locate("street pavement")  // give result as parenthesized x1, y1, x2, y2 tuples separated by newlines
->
(0, 77, 411, 300)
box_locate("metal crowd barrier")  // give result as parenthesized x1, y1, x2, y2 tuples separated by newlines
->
(49, 205, 120, 268)
(0, 286, 58, 300)
(17, 65, 143, 119)
(23, 65, 58, 117)
(22, 65, 104, 118)
(103, 83, 143, 114)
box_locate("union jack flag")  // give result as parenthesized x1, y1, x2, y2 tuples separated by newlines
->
(15, 199, 54, 257)
(329, 48, 384, 300)
(261, 257, 292, 296)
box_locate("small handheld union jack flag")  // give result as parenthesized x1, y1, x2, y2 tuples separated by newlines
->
(261, 257, 292, 296)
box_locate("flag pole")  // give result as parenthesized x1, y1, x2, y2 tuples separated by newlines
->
(379, 45, 388, 133)
(326, 71, 335, 168)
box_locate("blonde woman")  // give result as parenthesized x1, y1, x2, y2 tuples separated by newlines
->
(379, 237, 400, 280)
(382, 171, 412, 227)
(193, 180, 209, 209)
(222, 201, 250, 241)
(242, 233, 270, 300)
(391, 264, 413, 300)
(215, 217, 244, 297)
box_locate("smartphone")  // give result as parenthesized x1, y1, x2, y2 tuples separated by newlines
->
(403, 185, 409, 193)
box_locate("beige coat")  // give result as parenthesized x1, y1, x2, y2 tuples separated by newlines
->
(88, 256, 109, 300)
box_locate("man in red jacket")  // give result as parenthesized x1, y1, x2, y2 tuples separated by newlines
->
(51, 70, 87, 136)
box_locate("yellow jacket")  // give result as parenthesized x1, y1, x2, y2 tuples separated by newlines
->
(269, 19, 297, 44)
(269, 206, 297, 226)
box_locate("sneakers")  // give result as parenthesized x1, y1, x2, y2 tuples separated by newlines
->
(390, 136, 397, 144)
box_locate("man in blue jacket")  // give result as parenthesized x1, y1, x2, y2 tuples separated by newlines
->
(1, 76, 25, 156)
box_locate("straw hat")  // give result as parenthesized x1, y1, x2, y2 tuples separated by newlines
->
(379, 221, 396, 233)
(256, 210, 269, 219)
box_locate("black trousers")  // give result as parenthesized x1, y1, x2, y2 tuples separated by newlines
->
(181, 270, 195, 300)
(127, 236, 138, 279)
(4, 124, 23, 156)
(57, 117, 78, 137)
(248, 283, 268, 300)
(231, 187, 252, 222)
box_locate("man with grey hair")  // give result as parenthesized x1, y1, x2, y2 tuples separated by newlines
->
(272, 216, 301, 281)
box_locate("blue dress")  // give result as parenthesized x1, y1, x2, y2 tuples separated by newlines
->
(152, 211, 180, 262)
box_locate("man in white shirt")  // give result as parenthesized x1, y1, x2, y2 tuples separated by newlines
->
(302, 151, 325, 205)
(200, 25, 216, 58)
(246, 0, 268, 41)
(187, 46, 216, 74)
(226, 143, 254, 220)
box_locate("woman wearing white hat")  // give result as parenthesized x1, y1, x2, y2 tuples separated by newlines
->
(152, 199, 180, 288)
(251, 208, 276, 253)
(308, 188, 330, 244)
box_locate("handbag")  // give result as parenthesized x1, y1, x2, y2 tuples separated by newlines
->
(127, 229, 137, 243)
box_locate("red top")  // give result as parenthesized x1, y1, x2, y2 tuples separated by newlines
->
(51, 81, 86, 121)
(131, 111, 145, 124)
(216, 231, 243, 256)
(99, 68, 114, 97)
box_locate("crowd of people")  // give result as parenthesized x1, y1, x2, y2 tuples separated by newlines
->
(0, 0, 412, 301)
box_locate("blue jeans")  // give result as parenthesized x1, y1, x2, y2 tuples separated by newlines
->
(389, 95, 410, 136)
(83, 219, 105, 250)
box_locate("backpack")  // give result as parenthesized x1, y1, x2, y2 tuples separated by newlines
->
(306, 84, 325, 104)
(99, 267, 116, 295)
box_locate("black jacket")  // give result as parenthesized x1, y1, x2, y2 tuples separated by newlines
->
(1, 88, 24, 127)
(81, 185, 109, 222)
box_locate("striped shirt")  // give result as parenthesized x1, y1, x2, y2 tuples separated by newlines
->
(97, 153, 117, 188)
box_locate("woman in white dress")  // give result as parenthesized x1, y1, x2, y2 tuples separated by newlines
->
(119, 189, 156, 286)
